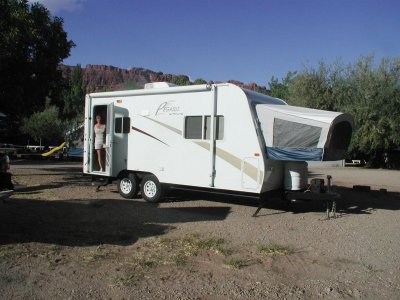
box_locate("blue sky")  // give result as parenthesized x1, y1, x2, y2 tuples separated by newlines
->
(31, 0, 400, 86)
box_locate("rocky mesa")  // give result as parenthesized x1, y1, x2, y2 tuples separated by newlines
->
(59, 64, 269, 94)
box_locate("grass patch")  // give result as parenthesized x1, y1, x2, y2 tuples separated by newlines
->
(0, 246, 30, 260)
(258, 243, 294, 256)
(223, 257, 247, 269)
(169, 252, 187, 266)
(129, 234, 232, 270)
(47, 244, 62, 253)
(159, 234, 232, 257)
(82, 246, 114, 262)
(131, 252, 157, 268)
(196, 236, 230, 255)
(113, 273, 141, 287)
(117, 235, 240, 286)
(117, 234, 234, 286)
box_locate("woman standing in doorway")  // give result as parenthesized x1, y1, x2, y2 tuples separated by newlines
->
(94, 115, 106, 172)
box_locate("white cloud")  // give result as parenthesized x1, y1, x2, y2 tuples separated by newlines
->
(28, 0, 86, 13)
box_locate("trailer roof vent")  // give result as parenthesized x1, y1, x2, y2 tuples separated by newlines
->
(144, 82, 177, 89)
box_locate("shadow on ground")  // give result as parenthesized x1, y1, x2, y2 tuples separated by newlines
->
(163, 186, 400, 217)
(333, 186, 400, 215)
(2, 168, 399, 247)
(0, 197, 231, 247)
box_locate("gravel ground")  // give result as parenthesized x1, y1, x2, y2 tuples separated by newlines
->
(0, 160, 399, 299)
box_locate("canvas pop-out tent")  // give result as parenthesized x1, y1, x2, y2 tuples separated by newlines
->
(256, 103, 353, 162)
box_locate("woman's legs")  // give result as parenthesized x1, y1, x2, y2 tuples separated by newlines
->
(96, 149, 103, 171)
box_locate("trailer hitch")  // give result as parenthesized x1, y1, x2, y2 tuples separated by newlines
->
(252, 175, 339, 219)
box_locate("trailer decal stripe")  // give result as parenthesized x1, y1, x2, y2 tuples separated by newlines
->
(137, 118, 262, 182)
(143, 117, 182, 135)
(131, 126, 169, 146)
(194, 141, 263, 182)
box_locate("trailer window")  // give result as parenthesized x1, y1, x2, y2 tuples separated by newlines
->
(115, 118, 122, 133)
(115, 117, 131, 134)
(184, 116, 202, 139)
(122, 117, 130, 133)
(185, 115, 224, 140)
(204, 116, 224, 140)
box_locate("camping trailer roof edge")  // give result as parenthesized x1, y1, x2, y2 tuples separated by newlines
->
(89, 84, 214, 98)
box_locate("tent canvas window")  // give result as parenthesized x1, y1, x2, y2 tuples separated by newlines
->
(273, 118, 322, 148)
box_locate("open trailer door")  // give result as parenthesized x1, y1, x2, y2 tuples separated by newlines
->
(83, 95, 92, 173)
(104, 102, 115, 176)
(255, 104, 353, 161)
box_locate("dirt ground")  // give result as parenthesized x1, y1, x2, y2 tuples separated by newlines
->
(1, 160, 399, 299)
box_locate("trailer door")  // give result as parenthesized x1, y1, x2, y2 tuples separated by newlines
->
(83, 95, 92, 173)
(104, 102, 115, 176)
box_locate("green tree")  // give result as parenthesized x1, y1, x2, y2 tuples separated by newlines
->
(286, 55, 400, 167)
(345, 56, 400, 166)
(63, 64, 84, 119)
(193, 78, 207, 85)
(171, 75, 191, 86)
(288, 62, 337, 110)
(254, 85, 269, 95)
(268, 71, 296, 99)
(21, 106, 66, 144)
(0, 0, 74, 141)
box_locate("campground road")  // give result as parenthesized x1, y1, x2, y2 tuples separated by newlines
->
(309, 166, 400, 192)
(11, 160, 400, 192)
(11, 159, 81, 169)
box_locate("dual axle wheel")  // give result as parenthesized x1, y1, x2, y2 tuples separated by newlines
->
(117, 173, 163, 203)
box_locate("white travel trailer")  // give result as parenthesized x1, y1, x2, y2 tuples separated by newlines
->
(83, 82, 353, 202)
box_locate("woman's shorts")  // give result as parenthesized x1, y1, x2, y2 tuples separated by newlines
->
(94, 144, 103, 150)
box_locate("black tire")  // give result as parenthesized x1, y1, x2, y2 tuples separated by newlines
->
(117, 173, 139, 199)
(7, 181, 14, 190)
(0, 172, 13, 190)
(141, 175, 163, 203)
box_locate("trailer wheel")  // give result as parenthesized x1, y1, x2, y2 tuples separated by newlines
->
(118, 173, 139, 199)
(141, 175, 163, 203)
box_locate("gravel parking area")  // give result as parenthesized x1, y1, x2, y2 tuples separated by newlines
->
(1, 160, 399, 299)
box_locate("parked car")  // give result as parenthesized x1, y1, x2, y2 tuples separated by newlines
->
(0, 153, 13, 200)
